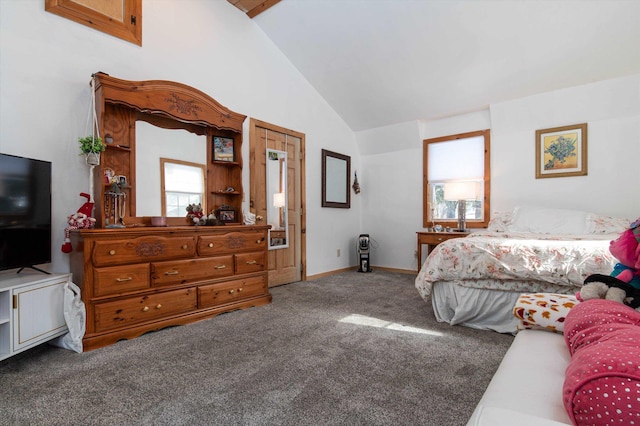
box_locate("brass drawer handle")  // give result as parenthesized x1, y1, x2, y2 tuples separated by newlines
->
(156, 304, 162, 309)
(256, 239, 262, 244)
(164, 271, 179, 275)
(246, 260, 257, 265)
(229, 289, 235, 294)
(109, 250, 116, 255)
(208, 243, 214, 248)
(215, 265, 227, 269)
(237, 287, 243, 293)
(182, 245, 188, 249)
(142, 306, 149, 312)
(115, 277, 133, 282)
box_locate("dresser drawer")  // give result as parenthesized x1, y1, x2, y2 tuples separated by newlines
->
(94, 288, 197, 332)
(92, 236, 196, 267)
(198, 275, 267, 308)
(197, 230, 267, 256)
(235, 251, 266, 274)
(151, 256, 234, 287)
(93, 264, 150, 297)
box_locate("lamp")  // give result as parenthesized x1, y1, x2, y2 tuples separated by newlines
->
(273, 192, 285, 208)
(273, 192, 285, 229)
(443, 181, 478, 232)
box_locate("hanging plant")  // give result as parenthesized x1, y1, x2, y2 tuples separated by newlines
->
(78, 135, 105, 166)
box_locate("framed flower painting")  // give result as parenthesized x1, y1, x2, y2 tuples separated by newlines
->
(535, 123, 587, 178)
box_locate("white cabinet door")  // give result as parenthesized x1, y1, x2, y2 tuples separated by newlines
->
(13, 278, 68, 351)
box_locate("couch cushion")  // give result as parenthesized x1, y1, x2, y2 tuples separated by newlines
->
(563, 299, 640, 425)
(466, 329, 572, 425)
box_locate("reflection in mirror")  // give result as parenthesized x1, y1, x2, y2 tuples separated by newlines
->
(266, 149, 288, 249)
(160, 159, 205, 217)
(136, 121, 206, 217)
(322, 149, 350, 208)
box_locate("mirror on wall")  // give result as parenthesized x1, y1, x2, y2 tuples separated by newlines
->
(321, 149, 350, 208)
(266, 148, 288, 249)
(136, 121, 206, 217)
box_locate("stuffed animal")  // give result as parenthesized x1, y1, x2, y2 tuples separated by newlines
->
(61, 193, 97, 253)
(577, 217, 640, 309)
(61, 212, 96, 253)
(186, 203, 205, 225)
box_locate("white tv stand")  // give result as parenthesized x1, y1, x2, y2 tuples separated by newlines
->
(0, 271, 71, 362)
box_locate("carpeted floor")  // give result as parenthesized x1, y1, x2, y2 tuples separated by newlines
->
(0, 270, 514, 426)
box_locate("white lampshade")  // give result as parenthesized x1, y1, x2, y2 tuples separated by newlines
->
(443, 181, 479, 201)
(273, 192, 286, 208)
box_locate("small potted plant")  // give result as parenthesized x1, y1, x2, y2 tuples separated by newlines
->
(78, 135, 105, 166)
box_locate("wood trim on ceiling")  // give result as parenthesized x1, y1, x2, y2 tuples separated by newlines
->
(227, 0, 281, 18)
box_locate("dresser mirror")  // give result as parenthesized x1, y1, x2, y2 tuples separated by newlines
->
(135, 121, 206, 217)
(92, 72, 246, 228)
(266, 148, 288, 249)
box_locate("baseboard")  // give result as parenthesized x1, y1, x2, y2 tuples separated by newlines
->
(372, 266, 416, 275)
(307, 265, 415, 281)
(307, 266, 357, 280)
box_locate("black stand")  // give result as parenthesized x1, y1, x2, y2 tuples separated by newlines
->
(17, 266, 51, 275)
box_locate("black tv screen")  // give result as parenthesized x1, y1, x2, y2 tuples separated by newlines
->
(0, 153, 52, 271)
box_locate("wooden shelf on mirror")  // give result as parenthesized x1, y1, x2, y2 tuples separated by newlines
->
(213, 190, 241, 195)
(105, 144, 131, 152)
(212, 160, 240, 167)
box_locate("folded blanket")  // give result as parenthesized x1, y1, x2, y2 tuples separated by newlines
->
(513, 293, 578, 333)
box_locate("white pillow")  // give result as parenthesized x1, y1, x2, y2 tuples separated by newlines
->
(508, 206, 595, 234)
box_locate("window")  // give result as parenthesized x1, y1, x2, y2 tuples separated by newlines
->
(423, 130, 490, 229)
(161, 159, 205, 217)
(45, 0, 142, 46)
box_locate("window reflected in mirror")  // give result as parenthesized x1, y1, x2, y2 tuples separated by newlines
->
(161, 158, 205, 217)
(136, 120, 206, 217)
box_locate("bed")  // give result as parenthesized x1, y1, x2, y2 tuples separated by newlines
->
(415, 206, 630, 333)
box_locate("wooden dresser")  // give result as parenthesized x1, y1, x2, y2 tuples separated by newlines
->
(70, 225, 271, 351)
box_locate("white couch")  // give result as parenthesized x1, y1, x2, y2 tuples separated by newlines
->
(467, 329, 572, 426)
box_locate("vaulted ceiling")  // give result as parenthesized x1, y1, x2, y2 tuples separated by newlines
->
(235, 0, 640, 132)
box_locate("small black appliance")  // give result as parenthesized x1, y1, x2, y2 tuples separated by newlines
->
(357, 234, 372, 273)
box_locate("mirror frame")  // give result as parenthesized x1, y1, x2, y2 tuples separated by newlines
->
(321, 149, 350, 209)
(92, 72, 246, 228)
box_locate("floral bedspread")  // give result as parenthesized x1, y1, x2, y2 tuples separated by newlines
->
(415, 230, 618, 300)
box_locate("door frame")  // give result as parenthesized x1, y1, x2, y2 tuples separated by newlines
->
(249, 118, 307, 283)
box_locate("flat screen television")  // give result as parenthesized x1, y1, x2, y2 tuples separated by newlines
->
(0, 153, 52, 272)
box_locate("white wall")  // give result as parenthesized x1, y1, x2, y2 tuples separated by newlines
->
(490, 74, 640, 218)
(3, 1, 638, 276)
(359, 75, 640, 271)
(0, 0, 360, 276)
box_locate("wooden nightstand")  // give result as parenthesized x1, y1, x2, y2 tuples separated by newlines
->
(416, 231, 470, 270)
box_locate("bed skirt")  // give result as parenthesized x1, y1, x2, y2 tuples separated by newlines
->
(431, 283, 575, 334)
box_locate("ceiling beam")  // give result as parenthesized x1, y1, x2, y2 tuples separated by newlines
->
(227, 0, 281, 19)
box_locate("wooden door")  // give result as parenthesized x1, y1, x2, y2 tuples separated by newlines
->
(249, 119, 306, 287)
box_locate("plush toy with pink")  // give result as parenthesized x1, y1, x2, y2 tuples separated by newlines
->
(61, 193, 97, 253)
(577, 217, 640, 310)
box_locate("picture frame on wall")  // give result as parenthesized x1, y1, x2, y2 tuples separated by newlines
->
(535, 123, 587, 179)
(213, 136, 235, 162)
